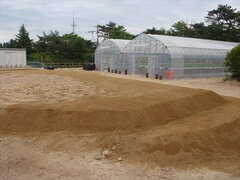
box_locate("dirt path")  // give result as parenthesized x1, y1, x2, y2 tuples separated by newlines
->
(100, 71, 240, 99)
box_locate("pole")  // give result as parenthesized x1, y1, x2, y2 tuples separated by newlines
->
(96, 25, 99, 46)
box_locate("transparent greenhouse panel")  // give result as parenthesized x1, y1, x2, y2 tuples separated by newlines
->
(121, 34, 238, 79)
(95, 34, 238, 79)
(94, 39, 130, 72)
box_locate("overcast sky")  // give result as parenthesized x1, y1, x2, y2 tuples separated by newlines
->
(0, 0, 239, 43)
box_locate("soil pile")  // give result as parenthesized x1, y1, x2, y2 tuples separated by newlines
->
(0, 90, 226, 133)
(1, 70, 240, 175)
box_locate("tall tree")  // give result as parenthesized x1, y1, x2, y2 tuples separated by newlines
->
(144, 27, 167, 35)
(205, 4, 240, 42)
(108, 25, 134, 39)
(31, 31, 95, 63)
(190, 23, 207, 39)
(0, 39, 17, 48)
(206, 4, 239, 29)
(97, 21, 134, 40)
(142, 4, 240, 41)
(15, 24, 33, 55)
(170, 21, 193, 37)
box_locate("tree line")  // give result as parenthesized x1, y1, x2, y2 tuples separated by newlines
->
(0, 26, 96, 63)
(144, 4, 240, 42)
(0, 4, 239, 63)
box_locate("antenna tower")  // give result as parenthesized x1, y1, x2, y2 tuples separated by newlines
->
(71, 10, 77, 33)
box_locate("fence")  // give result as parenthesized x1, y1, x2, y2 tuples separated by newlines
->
(27, 61, 83, 68)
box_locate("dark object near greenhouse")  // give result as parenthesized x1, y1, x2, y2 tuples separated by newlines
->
(83, 63, 95, 70)
(44, 65, 55, 70)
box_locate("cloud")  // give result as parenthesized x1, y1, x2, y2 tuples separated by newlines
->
(0, 0, 239, 43)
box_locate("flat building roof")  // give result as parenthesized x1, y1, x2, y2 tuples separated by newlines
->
(0, 48, 26, 51)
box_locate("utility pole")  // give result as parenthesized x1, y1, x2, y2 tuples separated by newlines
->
(88, 25, 100, 46)
(94, 25, 100, 46)
(71, 9, 77, 34)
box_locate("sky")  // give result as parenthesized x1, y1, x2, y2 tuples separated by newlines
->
(0, 0, 239, 43)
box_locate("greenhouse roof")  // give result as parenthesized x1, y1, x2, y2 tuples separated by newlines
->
(106, 39, 131, 51)
(148, 34, 239, 50)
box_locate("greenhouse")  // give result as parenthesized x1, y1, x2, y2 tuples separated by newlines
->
(94, 39, 130, 71)
(121, 34, 239, 78)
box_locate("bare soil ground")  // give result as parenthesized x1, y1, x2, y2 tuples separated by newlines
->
(101, 72, 240, 99)
(0, 69, 240, 179)
(0, 73, 96, 107)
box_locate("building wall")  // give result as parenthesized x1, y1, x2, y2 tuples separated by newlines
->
(0, 49, 26, 68)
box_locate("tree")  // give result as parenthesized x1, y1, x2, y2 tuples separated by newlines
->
(98, 22, 116, 39)
(108, 25, 134, 39)
(190, 23, 208, 39)
(0, 39, 17, 48)
(144, 27, 167, 35)
(31, 31, 95, 63)
(225, 45, 240, 81)
(142, 4, 239, 41)
(170, 21, 193, 37)
(15, 24, 33, 56)
(205, 4, 240, 42)
(206, 4, 239, 29)
(98, 21, 134, 40)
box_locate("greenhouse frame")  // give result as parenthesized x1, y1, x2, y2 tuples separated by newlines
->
(94, 39, 130, 71)
(120, 34, 239, 78)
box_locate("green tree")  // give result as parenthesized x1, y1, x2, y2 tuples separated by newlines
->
(0, 39, 17, 48)
(190, 23, 208, 39)
(31, 31, 95, 63)
(108, 25, 134, 39)
(205, 4, 240, 42)
(170, 21, 193, 37)
(15, 24, 33, 56)
(98, 22, 116, 39)
(225, 45, 240, 81)
(144, 27, 167, 35)
(142, 4, 239, 41)
(98, 21, 134, 40)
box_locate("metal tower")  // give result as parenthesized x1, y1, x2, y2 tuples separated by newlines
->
(71, 10, 77, 34)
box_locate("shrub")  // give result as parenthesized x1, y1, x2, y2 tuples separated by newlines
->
(225, 44, 240, 81)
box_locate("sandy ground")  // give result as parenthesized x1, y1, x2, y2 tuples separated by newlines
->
(0, 73, 96, 107)
(1, 69, 240, 179)
(1, 135, 238, 180)
(101, 71, 240, 99)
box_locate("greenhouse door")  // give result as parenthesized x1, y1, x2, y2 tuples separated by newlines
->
(101, 56, 110, 70)
(134, 56, 148, 76)
(149, 55, 158, 78)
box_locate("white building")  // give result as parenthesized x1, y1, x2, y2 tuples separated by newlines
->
(0, 48, 27, 68)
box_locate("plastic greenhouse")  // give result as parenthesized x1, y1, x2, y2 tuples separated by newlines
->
(120, 34, 239, 78)
(94, 39, 130, 71)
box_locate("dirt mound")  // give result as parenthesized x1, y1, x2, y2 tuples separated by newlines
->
(90, 99, 240, 174)
(1, 70, 240, 175)
(144, 117, 240, 165)
(0, 90, 226, 133)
